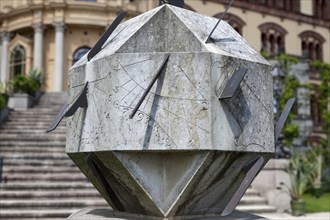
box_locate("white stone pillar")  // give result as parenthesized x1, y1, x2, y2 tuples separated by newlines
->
(0, 32, 11, 84)
(33, 24, 45, 70)
(53, 22, 65, 92)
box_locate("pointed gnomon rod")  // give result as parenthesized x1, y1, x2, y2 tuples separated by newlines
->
(87, 11, 127, 61)
(129, 54, 170, 119)
(205, 0, 234, 43)
(46, 82, 88, 133)
(221, 156, 264, 216)
(274, 98, 296, 142)
(159, 0, 185, 7)
(219, 68, 248, 100)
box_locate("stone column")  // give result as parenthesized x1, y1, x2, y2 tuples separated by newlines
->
(53, 22, 65, 92)
(0, 32, 11, 84)
(33, 24, 45, 70)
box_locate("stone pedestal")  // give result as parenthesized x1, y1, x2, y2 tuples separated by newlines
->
(7, 93, 34, 109)
(68, 208, 267, 220)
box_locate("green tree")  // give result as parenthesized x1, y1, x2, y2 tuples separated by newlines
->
(276, 54, 300, 148)
(310, 62, 330, 144)
(310, 61, 330, 191)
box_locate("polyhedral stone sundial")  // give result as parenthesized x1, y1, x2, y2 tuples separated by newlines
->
(48, 3, 294, 219)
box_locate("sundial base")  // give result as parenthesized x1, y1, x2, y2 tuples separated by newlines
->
(67, 208, 267, 220)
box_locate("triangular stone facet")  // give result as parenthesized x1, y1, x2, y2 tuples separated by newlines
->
(113, 151, 208, 215)
(117, 5, 207, 53)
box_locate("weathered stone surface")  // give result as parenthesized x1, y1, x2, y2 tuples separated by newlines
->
(69, 151, 272, 217)
(68, 208, 267, 220)
(7, 94, 34, 109)
(66, 4, 274, 218)
(67, 54, 273, 152)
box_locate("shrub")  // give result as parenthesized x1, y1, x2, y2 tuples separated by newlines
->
(280, 153, 316, 201)
(29, 68, 43, 90)
(12, 75, 38, 96)
(0, 93, 8, 111)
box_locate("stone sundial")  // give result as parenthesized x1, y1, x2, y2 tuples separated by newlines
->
(48, 3, 294, 220)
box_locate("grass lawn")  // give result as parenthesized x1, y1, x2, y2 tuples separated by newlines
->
(302, 193, 330, 213)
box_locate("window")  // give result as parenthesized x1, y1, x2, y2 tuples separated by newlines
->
(310, 88, 322, 126)
(283, 0, 299, 12)
(213, 13, 246, 35)
(259, 23, 287, 55)
(72, 47, 91, 65)
(299, 31, 325, 61)
(10, 45, 25, 78)
(314, 0, 330, 20)
(277, 0, 285, 9)
(267, 0, 275, 7)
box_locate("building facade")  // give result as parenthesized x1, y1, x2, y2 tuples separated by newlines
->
(1, 0, 329, 145)
(0, 0, 157, 91)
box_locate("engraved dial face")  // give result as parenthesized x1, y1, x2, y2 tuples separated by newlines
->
(67, 53, 212, 151)
(67, 53, 274, 153)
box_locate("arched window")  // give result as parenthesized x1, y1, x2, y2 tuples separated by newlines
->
(10, 44, 26, 78)
(259, 22, 287, 55)
(299, 31, 325, 61)
(213, 13, 246, 35)
(72, 46, 91, 65)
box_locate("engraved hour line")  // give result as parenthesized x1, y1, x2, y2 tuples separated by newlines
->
(128, 68, 163, 119)
(211, 60, 234, 87)
(122, 58, 153, 67)
(122, 88, 210, 133)
(121, 85, 207, 102)
(71, 76, 108, 88)
(95, 87, 210, 146)
(93, 77, 210, 133)
(117, 57, 154, 117)
(143, 93, 153, 110)
(181, 102, 192, 136)
(118, 79, 133, 89)
(116, 87, 208, 127)
(91, 93, 103, 122)
(118, 59, 208, 102)
(144, 102, 209, 133)
(129, 88, 143, 108)
(73, 103, 83, 139)
(120, 84, 138, 102)
(117, 59, 153, 91)
(118, 104, 178, 147)
(102, 85, 210, 132)
(102, 21, 128, 49)
(177, 66, 207, 101)
(70, 58, 151, 89)
(96, 80, 207, 102)
(242, 80, 271, 117)
(94, 86, 108, 96)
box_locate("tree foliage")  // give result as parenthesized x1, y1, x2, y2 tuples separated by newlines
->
(310, 61, 330, 138)
(310, 61, 330, 190)
(276, 54, 300, 148)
